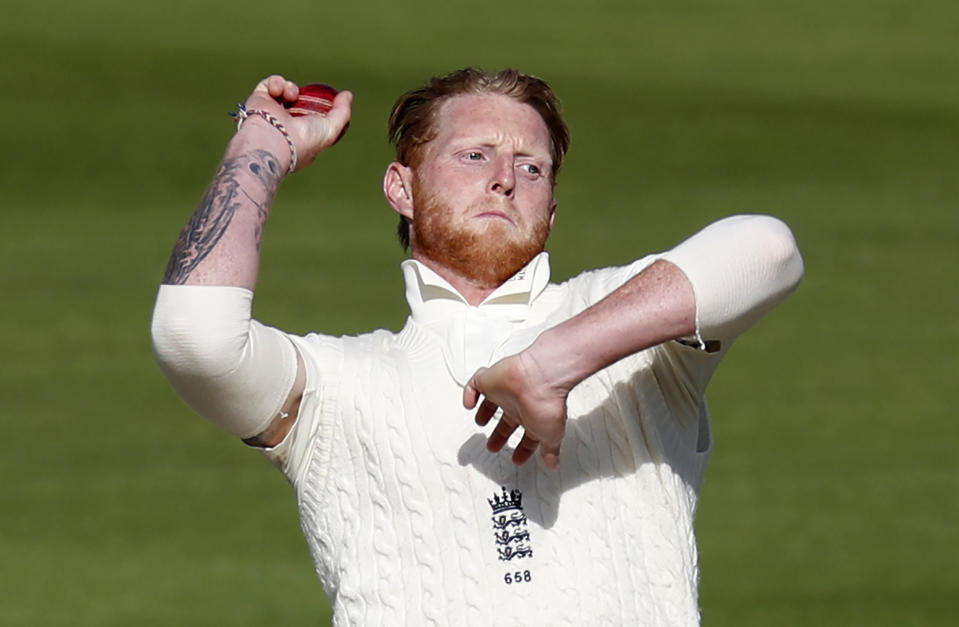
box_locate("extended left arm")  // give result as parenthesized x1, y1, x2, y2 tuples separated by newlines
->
(463, 214, 804, 470)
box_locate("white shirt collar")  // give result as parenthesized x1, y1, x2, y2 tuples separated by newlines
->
(400, 252, 553, 385)
(401, 252, 552, 324)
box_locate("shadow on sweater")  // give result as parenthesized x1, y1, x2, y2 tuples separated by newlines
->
(455, 367, 710, 530)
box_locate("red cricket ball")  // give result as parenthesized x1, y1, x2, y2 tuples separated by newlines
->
(288, 83, 339, 116)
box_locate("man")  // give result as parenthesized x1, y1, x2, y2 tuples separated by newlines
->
(152, 69, 803, 626)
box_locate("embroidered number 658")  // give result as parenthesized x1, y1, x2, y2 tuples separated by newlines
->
(504, 570, 532, 585)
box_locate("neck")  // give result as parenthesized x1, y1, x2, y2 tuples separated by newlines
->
(411, 252, 502, 306)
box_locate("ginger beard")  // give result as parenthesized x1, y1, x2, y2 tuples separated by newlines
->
(410, 180, 552, 289)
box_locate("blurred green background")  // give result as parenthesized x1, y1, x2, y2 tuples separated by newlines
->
(2, 0, 956, 624)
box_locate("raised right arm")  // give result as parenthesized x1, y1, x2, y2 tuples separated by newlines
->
(151, 75, 352, 447)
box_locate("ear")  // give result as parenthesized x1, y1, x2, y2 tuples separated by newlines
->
(548, 199, 557, 231)
(383, 162, 415, 219)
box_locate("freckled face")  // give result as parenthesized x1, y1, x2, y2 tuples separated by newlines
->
(410, 94, 556, 287)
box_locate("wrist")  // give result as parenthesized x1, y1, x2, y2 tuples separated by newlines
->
(230, 107, 297, 174)
(522, 326, 589, 395)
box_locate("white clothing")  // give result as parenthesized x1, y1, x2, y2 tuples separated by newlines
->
(151, 286, 298, 438)
(151, 214, 804, 627)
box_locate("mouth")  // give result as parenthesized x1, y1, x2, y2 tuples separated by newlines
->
(475, 210, 515, 225)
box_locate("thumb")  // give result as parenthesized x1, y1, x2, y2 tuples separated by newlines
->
(462, 367, 487, 410)
(324, 90, 353, 136)
(298, 90, 352, 147)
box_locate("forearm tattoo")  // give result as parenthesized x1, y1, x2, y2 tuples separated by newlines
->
(162, 150, 282, 284)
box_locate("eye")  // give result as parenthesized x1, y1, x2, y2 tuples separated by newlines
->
(519, 163, 542, 176)
(465, 151, 483, 161)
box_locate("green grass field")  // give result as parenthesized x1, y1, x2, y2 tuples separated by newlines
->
(2, 1, 956, 624)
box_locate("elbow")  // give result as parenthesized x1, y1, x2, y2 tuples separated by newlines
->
(150, 287, 253, 382)
(736, 214, 804, 294)
(151, 313, 247, 382)
(148, 285, 297, 438)
(663, 214, 805, 342)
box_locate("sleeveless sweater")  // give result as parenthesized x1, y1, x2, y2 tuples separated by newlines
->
(265, 253, 721, 626)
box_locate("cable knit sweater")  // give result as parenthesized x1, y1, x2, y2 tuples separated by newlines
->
(153, 215, 804, 627)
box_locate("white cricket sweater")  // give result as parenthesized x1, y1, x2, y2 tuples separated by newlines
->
(260, 216, 803, 626)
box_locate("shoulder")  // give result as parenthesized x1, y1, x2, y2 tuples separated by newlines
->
(292, 327, 401, 357)
(290, 327, 416, 377)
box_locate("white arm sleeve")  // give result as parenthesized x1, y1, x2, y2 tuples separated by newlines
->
(660, 214, 804, 347)
(150, 285, 299, 439)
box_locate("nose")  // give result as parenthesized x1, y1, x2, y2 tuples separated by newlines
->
(488, 156, 515, 198)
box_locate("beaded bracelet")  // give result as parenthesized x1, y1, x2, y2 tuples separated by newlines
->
(229, 104, 298, 175)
